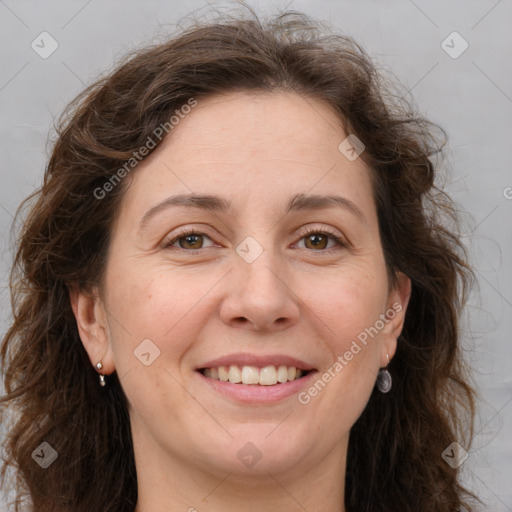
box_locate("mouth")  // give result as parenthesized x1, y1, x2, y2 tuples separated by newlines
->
(195, 353, 317, 402)
(198, 365, 312, 386)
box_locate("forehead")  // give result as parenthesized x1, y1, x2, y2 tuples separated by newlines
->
(116, 90, 376, 224)
(161, 90, 346, 159)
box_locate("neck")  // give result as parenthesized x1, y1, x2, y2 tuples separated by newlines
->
(133, 432, 348, 512)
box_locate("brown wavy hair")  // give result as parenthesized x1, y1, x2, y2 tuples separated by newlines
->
(1, 6, 483, 512)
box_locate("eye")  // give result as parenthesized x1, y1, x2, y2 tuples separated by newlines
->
(162, 229, 216, 250)
(295, 226, 346, 251)
(161, 226, 347, 252)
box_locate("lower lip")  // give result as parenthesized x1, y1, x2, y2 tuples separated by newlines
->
(196, 370, 318, 404)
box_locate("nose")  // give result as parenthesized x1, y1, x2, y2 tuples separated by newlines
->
(219, 250, 300, 332)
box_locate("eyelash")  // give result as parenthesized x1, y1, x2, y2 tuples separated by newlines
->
(299, 226, 346, 249)
(161, 226, 347, 251)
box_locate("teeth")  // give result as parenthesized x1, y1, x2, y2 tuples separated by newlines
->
(277, 365, 288, 383)
(218, 366, 229, 382)
(259, 366, 277, 385)
(202, 365, 307, 385)
(228, 365, 242, 383)
(241, 366, 260, 385)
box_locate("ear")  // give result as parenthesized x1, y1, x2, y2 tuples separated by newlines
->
(69, 285, 115, 375)
(381, 270, 411, 366)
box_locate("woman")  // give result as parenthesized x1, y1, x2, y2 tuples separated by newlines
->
(0, 7, 482, 512)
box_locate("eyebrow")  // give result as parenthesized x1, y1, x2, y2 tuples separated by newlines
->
(138, 192, 366, 230)
(287, 193, 366, 223)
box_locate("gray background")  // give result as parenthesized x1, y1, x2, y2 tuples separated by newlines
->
(1, 0, 511, 510)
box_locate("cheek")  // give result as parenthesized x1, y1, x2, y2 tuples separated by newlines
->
(104, 264, 216, 366)
(302, 261, 389, 349)
(295, 263, 388, 428)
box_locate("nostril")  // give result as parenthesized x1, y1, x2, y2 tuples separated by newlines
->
(232, 317, 250, 327)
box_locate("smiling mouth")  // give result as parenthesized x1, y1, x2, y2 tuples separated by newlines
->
(198, 365, 312, 386)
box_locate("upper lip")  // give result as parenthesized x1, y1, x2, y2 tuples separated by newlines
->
(196, 353, 316, 371)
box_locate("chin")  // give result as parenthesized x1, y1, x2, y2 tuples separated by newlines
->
(195, 423, 311, 475)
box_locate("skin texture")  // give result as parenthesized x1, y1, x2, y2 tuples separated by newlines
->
(70, 91, 411, 512)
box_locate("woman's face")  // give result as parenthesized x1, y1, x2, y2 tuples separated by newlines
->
(75, 91, 410, 481)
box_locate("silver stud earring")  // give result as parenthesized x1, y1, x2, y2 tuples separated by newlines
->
(376, 353, 392, 393)
(96, 361, 106, 387)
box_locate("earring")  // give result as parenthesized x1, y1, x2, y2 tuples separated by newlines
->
(96, 361, 106, 387)
(376, 353, 392, 393)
